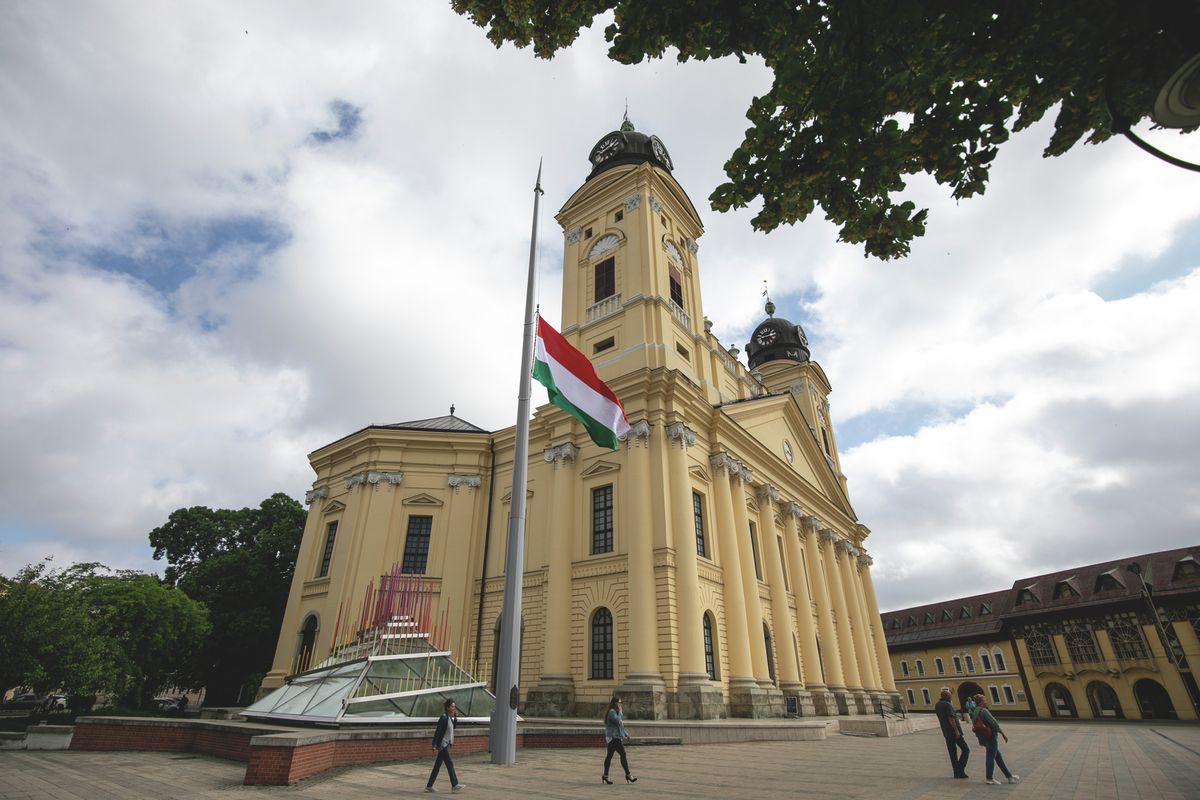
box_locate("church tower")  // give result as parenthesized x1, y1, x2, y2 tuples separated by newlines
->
(555, 118, 712, 393)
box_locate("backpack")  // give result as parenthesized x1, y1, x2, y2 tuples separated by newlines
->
(971, 712, 993, 744)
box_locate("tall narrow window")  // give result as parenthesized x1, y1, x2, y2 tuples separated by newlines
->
(692, 491, 707, 557)
(703, 613, 718, 680)
(921, 688, 931, 705)
(916, 659, 925, 677)
(668, 264, 684, 308)
(981, 653, 993, 672)
(953, 656, 963, 674)
(1003, 685, 1015, 704)
(901, 661, 909, 677)
(935, 657, 945, 675)
(591, 485, 614, 554)
(821, 428, 831, 455)
(777, 538, 790, 590)
(591, 608, 613, 679)
(994, 651, 1007, 671)
(298, 615, 318, 672)
(749, 522, 763, 581)
(318, 521, 338, 577)
(401, 515, 433, 574)
(965, 655, 975, 673)
(594, 257, 615, 302)
(763, 621, 777, 686)
(989, 686, 1001, 704)
(906, 689, 916, 705)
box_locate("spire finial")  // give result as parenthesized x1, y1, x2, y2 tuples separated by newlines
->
(621, 101, 634, 132)
(763, 280, 775, 317)
(450, 404, 456, 416)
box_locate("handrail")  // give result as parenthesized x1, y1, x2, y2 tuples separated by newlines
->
(878, 700, 906, 720)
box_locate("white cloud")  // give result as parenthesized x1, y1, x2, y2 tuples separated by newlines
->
(0, 0, 1197, 614)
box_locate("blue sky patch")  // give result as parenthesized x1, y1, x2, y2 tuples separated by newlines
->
(71, 214, 290, 294)
(309, 99, 363, 144)
(836, 398, 988, 450)
(1091, 216, 1200, 301)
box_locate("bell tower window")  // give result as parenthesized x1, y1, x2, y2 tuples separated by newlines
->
(668, 264, 684, 308)
(594, 257, 615, 303)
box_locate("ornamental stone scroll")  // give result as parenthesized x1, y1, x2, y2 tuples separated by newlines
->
(649, 196, 664, 214)
(857, 552, 874, 569)
(345, 471, 404, 490)
(665, 422, 696, 449)
(447, 474, 483, 491)
(708, 452, 738, 475)
(543, 443, 580, 465)
(304, 486, 328, 505)
(756, 483, 781, 505)
(623, 419, 652, 447)
(623, 192, 642, 212)
(565, 226, 582, 244)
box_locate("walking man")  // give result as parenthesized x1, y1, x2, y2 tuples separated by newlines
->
(935, 688, 969, 779)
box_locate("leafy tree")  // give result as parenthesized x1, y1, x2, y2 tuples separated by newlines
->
(0, 562, 208, 709)
(451, 1, 1199, 259)
(150, 493, 305, 705)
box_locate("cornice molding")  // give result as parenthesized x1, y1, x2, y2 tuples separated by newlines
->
(345, 470, 403, 490)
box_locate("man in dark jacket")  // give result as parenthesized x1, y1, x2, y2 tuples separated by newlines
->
(935, 688, 969, 779)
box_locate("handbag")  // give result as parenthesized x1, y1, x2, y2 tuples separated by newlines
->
(971, 713, 993, 743)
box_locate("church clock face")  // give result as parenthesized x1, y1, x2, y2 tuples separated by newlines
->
(796, 326, 809, 347)
(591, 134, 624, 164)
(755, 328, 778, 346)
(650, 135, 674, 169)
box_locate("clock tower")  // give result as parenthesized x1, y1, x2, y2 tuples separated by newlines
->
(555, 118, 722, 400)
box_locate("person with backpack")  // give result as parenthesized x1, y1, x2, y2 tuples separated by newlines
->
(426, 699, 465, 792)
(970, 694, 1020, 785)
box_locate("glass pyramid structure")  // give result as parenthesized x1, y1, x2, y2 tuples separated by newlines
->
(244, 571, 495, 725)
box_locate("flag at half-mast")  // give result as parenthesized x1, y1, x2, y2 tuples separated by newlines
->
(533, 314, 631, 450)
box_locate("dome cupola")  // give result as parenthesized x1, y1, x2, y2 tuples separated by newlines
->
(745, 298, 810, 369)
(586, 114, 674, 180)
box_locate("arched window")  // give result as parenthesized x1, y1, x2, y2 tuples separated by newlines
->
(763, 621, 777, 686)
(965, 655, 975, 673)
(1087, 681, 1123, 718)
(953, 656, 963, 674)
(591, 608, 614, 680)
(703, 613, 719, 680)
(297, 614, 318, 672)
(981, 652, 993, 672)
(900, 660, 909, 677)
(915, 659, 925, 676)
(935, 657, 945, 675)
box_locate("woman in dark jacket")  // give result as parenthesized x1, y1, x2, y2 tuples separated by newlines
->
(601, 697, 637, 784)
(427, 699, 464, 792)
(970, 694, 1020, 785)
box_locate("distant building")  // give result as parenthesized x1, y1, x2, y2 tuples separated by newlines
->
(259, 119, 899, 720)
(882, 547, 1200, 720)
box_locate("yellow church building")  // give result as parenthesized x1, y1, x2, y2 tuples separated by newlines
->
(260, 120, 898, 719)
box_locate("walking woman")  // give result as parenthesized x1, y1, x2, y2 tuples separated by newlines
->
(426, 699, 464, 792)
(601, 697, 637, 785)
(970, 694, 1020, 785)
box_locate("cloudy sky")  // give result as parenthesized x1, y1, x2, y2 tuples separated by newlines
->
(2, 3, 1198, 611)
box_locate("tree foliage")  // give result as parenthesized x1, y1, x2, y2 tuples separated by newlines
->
(150, 493, 305, 705)
(451, 1, 1199, 259)
(0, 562, 208, 708)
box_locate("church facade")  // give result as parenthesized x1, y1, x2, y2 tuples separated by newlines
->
(261, 121, 899, 719)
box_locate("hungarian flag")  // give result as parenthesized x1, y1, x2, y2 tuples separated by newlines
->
(533, 314, 631, 450)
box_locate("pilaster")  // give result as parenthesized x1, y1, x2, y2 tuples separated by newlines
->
(782, 502, 824, 717)
(802, 516, 845, 714)
(756, 483, 795, 717)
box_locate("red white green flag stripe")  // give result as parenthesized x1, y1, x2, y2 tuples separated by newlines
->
(533, 314, 631, 450)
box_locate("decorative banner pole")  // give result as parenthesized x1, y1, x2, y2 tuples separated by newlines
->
(489, 162, 543, 765)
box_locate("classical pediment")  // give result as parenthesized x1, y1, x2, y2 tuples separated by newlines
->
(402, 493, 443, 507)
(717, 393, 855, 519)
(581, 460, 620, 478)
(501, 488, 535, 505)
(688, 464, 710, 483)
(322, 500, 346, 514)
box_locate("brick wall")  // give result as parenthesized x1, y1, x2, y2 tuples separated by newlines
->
(70, 721, 255, 762)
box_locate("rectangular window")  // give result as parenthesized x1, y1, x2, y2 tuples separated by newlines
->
(318, 521, 338, 577)
(916, 660, 925, 677)
(777, 538, 790, 591)
(953, 656, 962, 674)
(982, 653, 993, 672)
(594, 257, 615, 302)
(676, 342, 690, 361)
(591, 485, 614, 554)
(692, 491, 707, 557)
(1003, 685, 1015, 704)
(668, 264, 684, 308)
(401, 515, 433, 574)
(614, 210, 623, 223)
(593, 336, 615, 354)
(749, 522, 762, 581)
(906, 689, 915, 705)
(900, 661, 909, 677)
(935, 657, 944, 675)
(994, 651, 1007, 671)
(965, 655, 975, 673)
(921, 688, 931, 705)
(989, 686, 1001, 704)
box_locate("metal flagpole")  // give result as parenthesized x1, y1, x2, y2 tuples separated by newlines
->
(489, 160, 543, 765)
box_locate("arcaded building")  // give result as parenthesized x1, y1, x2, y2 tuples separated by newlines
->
(261, 120, 898, 719)
(883, 547, 1200, 721)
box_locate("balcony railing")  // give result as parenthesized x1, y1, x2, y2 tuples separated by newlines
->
(669, 298, 690, 328)
(586, 293, 622, 323)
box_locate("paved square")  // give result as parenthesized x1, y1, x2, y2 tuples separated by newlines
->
(2, 722, 1198, 799)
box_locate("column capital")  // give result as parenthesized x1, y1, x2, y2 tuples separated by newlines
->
(756, 483, 781, 505)
(623, 419, 652, 446)
(304, 486, 328, 505)
(665, 421, 697, 449)
(448, 473, 482, 490)
(836, 539, 859, 558)
(346, 470, 403, 490)
(818, 527, 839, 546)
(709, 452, 738, 475)
(543, 442, 580, 465)
(857, 552, 874, 569)
(782, 501, 806, 522)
